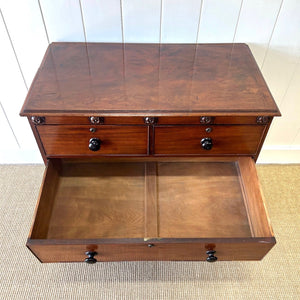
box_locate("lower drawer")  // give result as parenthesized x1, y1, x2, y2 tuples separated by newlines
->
(27, 157, 275, 263)
(28, 239, 274, 263)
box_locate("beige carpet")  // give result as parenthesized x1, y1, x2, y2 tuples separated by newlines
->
(0, 164, 299, 299)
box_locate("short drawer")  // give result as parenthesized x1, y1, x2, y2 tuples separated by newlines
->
(154, 125, 265, 155)
(27, 157, 275, 263)
(37, 125, 148, 156)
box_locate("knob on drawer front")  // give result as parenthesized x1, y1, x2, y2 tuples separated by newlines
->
(201, 137, 213, 150)
(89, 138, 102, 151)
(206, 250, 217, 262)
(85, 251, 98, 264)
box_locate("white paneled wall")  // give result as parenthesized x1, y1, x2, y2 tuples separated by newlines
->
(198, 0, 242, 43)
(234, 0, 283, 66)
(161, 0, 201, 43)
(0, 0, 299, 163)
(39, 0, 85, 42)
(81, 0, 122, 42)
(122, 0, 161, 42)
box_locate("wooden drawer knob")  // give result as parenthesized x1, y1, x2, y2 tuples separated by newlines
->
(89, 138, 102, 151)
(89, 116, 104, 124)
(206, 250, 217, 262)
(201, 137, 213, 150)
(85, 251, 97, 264)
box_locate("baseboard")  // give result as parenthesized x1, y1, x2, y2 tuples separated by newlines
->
(257, 146, 300, 164)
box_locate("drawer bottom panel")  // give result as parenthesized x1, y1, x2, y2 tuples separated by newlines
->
(27, 240, 275, 263)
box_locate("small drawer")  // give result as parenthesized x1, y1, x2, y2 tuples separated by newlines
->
(154, 125, 265, 155)
(27, 157, 275, 263)
(37, 125, 148, 156)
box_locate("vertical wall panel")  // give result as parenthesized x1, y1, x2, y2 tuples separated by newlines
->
(0, 104, 18, 150)
(39, 0, 85, 42)
(293, 130, 300, 145)
(261, 0, 300, 150)
(262, 0, 300, 106)
(1, 1, 49, 87)
(81, 0, 122, 42)
(197, 0, 242, 43)
(161, 0, 202, 43)
(264, 61, 300, 146)
(0, 14, 36, 150)
(234, 0, 282, 67)
(122, 0, 161, 42)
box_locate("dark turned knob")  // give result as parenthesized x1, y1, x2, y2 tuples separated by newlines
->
(31, 116, 45, 125)
(201, 137, 213, 150)
(206, 250, 217, 263)
(85, 251, 97, 264)
(89, 138, 101, 151)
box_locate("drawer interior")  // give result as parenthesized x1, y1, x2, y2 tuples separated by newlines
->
(30, 158, 273, 241)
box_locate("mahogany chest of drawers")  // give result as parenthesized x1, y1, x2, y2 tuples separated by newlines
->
(20, 43, 280, 263)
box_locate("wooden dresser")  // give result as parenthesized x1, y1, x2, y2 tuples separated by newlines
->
(20, 43, 280, 263)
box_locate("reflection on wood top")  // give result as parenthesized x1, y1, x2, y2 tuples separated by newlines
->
(20, 43, 280, 116)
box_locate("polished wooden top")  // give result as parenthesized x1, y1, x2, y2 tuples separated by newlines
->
(20, 43, 280, 116)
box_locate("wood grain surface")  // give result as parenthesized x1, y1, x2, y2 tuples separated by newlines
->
(157, 161, 251, 238)
(27, 158, 275, 262)
(47, 162, 145, 239)
(27, 239, 275, 262)
(37, 125, 148, 156)
(154, 125, 265, 155)
(20, 43, 280, 116)
(237, 157, 274, 237)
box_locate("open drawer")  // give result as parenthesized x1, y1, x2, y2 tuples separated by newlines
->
(27, 157, 275, 263)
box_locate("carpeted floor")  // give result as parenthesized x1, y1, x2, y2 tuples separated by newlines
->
(0, 164, 299, 299)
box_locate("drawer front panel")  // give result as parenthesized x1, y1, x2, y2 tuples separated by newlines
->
(154, 125, 265, 155)
(38, 125, 148, 156)
(28, 240, 275, 263)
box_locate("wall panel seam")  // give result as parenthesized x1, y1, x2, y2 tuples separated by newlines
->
(159, 0, 163, 44)
(120, 0, 124, 43)
(0, 9, 28, 90)
(232, 0, 244, 43)
(79, 0, 87, 43)
(278, 56, 300, 106)
(195, 0, 204, 43)
(0, 102, 20, 148)
(38, 0, 50, 44)
(260, 0, 284, 70)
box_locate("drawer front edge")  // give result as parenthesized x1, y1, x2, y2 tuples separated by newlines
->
(27, 238, 275, 263)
